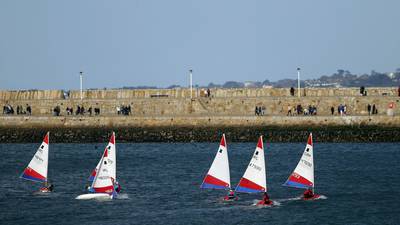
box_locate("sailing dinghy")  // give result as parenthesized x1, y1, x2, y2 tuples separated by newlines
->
(88, 132, 121, 193)
(76, 147, 116, 200)
(20, 132, 53, 193)
(235, 136, 273, 206)
(77, 132, 120, 200)
(200, 134, 237, 201)
(283, 133, 321, 200)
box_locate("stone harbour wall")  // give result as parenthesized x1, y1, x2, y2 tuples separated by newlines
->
(1, 88, 400, 142)
(0, 87, 398, 100)
(1, 96, 399, 116)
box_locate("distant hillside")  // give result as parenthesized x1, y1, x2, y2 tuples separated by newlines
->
(121, 68, 400, 89)
(213, 68, 400, 88)
(304, 69, 400, 88)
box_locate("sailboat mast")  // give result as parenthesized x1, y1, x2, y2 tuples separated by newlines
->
(312, 133, 315, 193)
(46, 132, 49, 185)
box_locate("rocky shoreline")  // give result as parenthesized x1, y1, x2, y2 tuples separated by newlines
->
(1, 125, 399, 143)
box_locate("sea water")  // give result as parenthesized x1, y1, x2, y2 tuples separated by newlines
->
(1, 142, 399, 225)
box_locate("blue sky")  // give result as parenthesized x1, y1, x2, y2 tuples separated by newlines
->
(1, 0, 399, 90)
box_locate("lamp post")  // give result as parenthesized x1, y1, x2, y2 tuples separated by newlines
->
(80, 71, 83, 100)
(189, 69, 193, 99)
(297, 68, 301, 98)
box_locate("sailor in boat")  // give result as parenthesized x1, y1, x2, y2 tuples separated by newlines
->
(39, 182, 54, 193)
(114, 181, 121, 193)
(258, 192, 273, 205)
(223, 190, 236, 201)
(85, 184, 93, 193)
(303, 189, 314, 199)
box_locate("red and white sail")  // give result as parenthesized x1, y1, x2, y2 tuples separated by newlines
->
(236, 136, 267, 193)
(284, 133, 314, 189)
(91, 148, 114, 194)
(20, 132, 50, 183)
(200, 134, 231, 190)
(89, 132, 117, 183)
(107, 132, 116, 182)
(88, 160, 101, 182)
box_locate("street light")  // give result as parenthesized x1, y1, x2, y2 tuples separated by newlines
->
(297, 68, 301, 98)
(80, 71, 83, 100)
(189, 69, 193, 99)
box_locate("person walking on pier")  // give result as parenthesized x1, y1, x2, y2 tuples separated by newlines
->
(367, 104, 372, 115)
(287, 105, 292, 116)
(360, 86, 365, 96)
(26, 104, 31, 115)
(290, 87, 295, 96)
(372, 104, 377, 115)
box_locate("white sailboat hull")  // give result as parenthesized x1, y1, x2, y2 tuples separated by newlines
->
(75, 193, 113, 200)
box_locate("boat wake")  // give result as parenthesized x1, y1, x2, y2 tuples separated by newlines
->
(251, 199, 281, 207)
(271, 200, 281, 207)
(277, 197, 302, 202)
(116, 193, 129, 199)
(277, 195, 327, 202)
(315, 195, 327, 200)
(32, 191, 55, 197)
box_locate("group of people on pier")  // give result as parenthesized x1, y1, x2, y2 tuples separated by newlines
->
(53, 105, 101, 116)
(287, 104, 318, 116)
(3, 104, 31, 115)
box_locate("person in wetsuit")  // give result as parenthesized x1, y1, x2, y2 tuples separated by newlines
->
(115, 182, 121, 193)
(260, 192, 272, 205)
(225, 190, 236, 200)
(40, 182, 54, 192)
(303, 189, 314, 199)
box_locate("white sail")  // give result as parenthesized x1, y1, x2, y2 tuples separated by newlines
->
(284, 133, 314, 189)
(89, 132, 116, 182)
(236, 136, 267, 193)
(20, 132, 49, 183)
(91, 149, 114, 194)
(201, 134, 231, 189)
(106, 132, 116, 182)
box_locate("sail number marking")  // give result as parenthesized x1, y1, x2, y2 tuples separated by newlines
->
(249, 163, 262, 171)
(301, 159, 312, 167)
(34, 155, 44, 162)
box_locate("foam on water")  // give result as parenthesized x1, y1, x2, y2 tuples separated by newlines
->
(316, 195, 327, 200)
(250, 199, 281, 208)
(277, 196, 302, 202)
(116, 193, 129, 199)
(274, 195, 327, 203)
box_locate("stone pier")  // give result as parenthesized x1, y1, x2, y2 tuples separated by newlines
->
(1, 87, 399, 142)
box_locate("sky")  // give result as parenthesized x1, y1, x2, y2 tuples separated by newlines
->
(1, 0, 400, 90)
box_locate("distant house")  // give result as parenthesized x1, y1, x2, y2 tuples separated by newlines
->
(262, 85, 273, 88)
(244, 81, 257, 88)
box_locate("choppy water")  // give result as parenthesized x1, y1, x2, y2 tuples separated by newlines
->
(1, 142, 400, 225)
